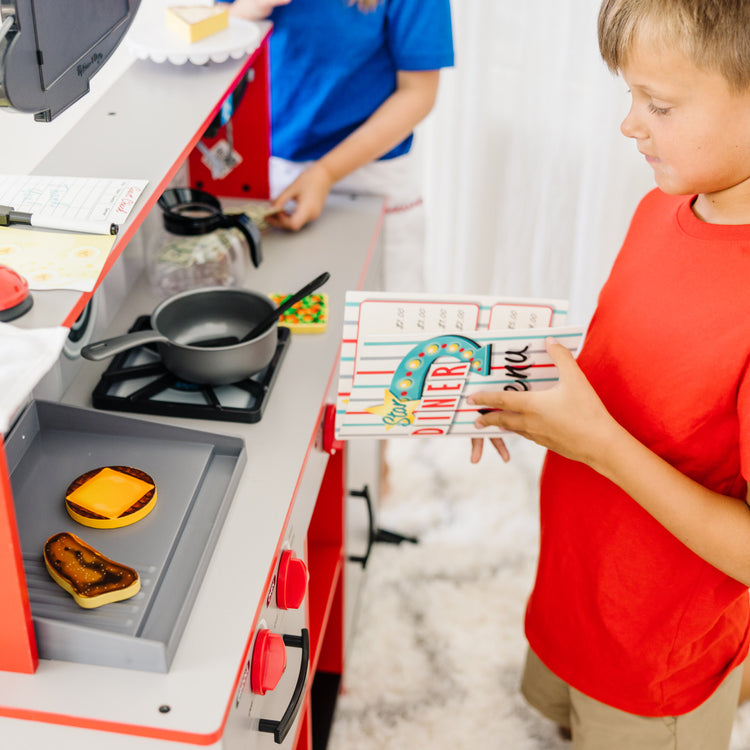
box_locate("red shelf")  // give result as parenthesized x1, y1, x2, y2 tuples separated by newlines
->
(294, 445, 346, 749)
(306, 543, 343, 675)
(187, 38, 271, 199)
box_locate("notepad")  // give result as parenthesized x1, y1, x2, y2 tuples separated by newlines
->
(0, 175, 147, 235)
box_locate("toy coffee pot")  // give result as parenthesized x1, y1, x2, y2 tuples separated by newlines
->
(147, 187, 262, 297)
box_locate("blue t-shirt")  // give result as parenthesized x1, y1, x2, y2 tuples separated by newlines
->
(268, 0, 454, 162)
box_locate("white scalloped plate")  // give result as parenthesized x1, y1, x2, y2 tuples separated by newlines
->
(125, 6, 261, 66)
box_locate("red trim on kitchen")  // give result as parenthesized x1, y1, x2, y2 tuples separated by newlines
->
(0, 439, 37, 674)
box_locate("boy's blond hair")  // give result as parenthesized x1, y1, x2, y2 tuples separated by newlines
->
(598, 0, 750, 90)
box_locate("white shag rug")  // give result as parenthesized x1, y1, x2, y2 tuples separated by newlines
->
(327, 437, 750, 750)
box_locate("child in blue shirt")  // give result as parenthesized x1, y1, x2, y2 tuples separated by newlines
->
(229, 0, 454, 291)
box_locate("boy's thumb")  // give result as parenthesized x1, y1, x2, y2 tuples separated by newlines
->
(546, 336, 576, 374)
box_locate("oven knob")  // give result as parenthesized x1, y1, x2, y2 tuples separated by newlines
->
(251, 629, 286, 695)
(276, 550, 308, 610)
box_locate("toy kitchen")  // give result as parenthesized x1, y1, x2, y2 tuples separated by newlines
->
(0, 2, 384, 748)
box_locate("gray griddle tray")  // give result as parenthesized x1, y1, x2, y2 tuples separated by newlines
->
(5, 400, 246, 673)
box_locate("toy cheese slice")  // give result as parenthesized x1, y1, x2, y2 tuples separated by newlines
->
(65, 466, 157, 529)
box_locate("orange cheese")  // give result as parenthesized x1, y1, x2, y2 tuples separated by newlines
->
(66, 467, 154, 519)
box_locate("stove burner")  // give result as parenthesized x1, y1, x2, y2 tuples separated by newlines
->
(172, 380, 202, 392)
(91, 316, 290, 422)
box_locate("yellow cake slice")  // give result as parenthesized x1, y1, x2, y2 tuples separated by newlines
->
(165, 5, 229, 43)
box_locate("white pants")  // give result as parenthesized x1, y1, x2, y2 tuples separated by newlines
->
(269, 153, 426, 292)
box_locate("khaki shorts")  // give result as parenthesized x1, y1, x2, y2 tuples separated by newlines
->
(520, 648, 742, 750)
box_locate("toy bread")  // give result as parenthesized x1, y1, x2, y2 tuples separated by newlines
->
(43, 532, 140, 609)
(269, 293, 328, 333)
(165, 5, 229, 43)
(65, 466, 157, 530)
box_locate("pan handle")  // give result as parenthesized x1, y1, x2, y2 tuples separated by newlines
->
(81, 330, 169, 361)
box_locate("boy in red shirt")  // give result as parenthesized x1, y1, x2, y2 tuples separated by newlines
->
(469, 1, 750, 747)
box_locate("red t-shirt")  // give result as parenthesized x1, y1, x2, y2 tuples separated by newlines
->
(525, 189, 750, 716)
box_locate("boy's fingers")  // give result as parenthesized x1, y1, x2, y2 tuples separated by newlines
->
(470, 437, 511, 464)
(467, 391, 502, 408)
(470, 438, 484, 463)
(489, 437, 511, 462)
(546, 336, 577, 375)
(468, 389, 526, 414)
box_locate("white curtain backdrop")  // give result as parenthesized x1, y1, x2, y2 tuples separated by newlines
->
(416, 0, 654, 327)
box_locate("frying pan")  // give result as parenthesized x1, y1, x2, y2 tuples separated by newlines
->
(81, 287, 278, 385)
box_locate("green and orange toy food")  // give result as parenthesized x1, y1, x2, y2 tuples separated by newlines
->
(269, 292, 328, 333)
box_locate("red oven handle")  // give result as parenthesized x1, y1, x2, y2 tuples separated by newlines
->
(257, 628, 310, 744)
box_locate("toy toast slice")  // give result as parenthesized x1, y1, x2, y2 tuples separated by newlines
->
(44, 532, 140, 609)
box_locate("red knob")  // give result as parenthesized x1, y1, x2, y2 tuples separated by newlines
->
(250, 629, 286, 695)
(0, 265, 29, 311)
(276, 550, 308, 610)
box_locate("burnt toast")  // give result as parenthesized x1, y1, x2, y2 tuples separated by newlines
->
(43, 532, 140, 609)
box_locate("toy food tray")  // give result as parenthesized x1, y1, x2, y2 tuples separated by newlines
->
(4, 400, 246, 673)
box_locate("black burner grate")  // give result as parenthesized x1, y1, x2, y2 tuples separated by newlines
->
(91, 316, 290, 423)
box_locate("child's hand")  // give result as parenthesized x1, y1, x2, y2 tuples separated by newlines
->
(265, 162, 334, 232)
(468, 337, 618, 467)
(226, 0, 292, 20)
(470, 437, 510, 464)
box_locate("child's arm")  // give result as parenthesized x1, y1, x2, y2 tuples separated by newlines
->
(225, 0, 291, 21)
(266, 69, 441, 231)
(468, 337, 750, 586)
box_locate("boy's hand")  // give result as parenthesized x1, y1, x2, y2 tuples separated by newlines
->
(226, 0, 292, 20)
(265, 162, 334, 232)
(468, 337, 617, 467)
(470, 437, 510, 464)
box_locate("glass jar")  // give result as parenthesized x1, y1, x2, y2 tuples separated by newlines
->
(147, 187, 262, 297)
